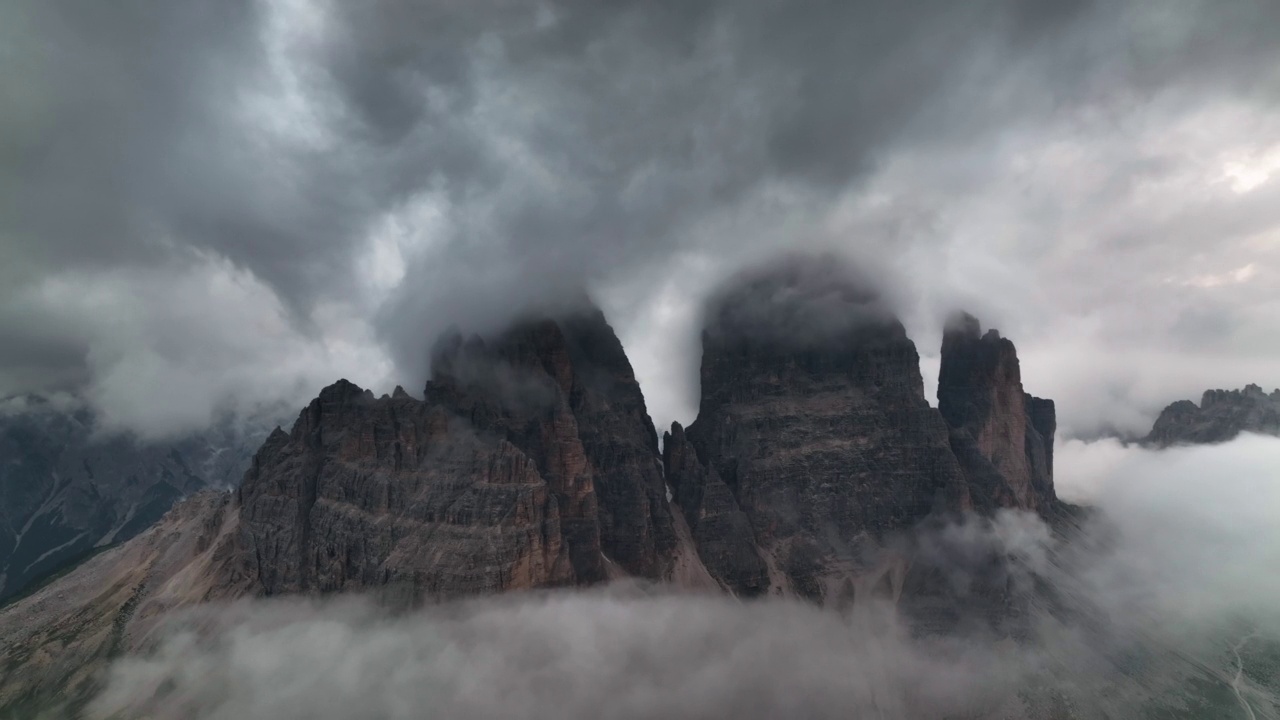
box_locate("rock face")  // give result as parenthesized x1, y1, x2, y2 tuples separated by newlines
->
(0, 397, 266, 601)
(238, 380, 574, 600)
(663, 422, 769, 595)
(662, 260, 973, 602)
(1145, 384, 1280, 446)
(237, 306, 700, 603)
(937, 312, 1057, 513)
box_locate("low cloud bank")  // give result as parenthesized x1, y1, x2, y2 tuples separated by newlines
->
(90, 436, 1280, 719)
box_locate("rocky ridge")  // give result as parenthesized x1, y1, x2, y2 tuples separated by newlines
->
(662, 264, 974, 602)
(235, 306, 712, 604)
(1145, 384, 1280, 446)
(937, 312, 1057, 513)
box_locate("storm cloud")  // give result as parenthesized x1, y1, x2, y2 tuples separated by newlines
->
(2, 0, 1279, 439)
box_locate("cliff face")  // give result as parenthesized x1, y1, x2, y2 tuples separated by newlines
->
(663, 261, 972, 602)
(237, 379, 576, 600)
(937, 313, 1057, 513)
(236, 306, 702, 603)
(663, 421, 769, 596)
(0, 397, 266, 601)
(1146, 384, 1280, 446)
(550, 312, 681, 579)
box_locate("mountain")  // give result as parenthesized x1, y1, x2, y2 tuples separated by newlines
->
(663, 261, 972, 602)
(235, 307, 714, 604)
(938, 312, 1057, 513)
(0, 259, 1063, 714)
(1145, 384, 1280, 446)
(0, 396, 269, 602)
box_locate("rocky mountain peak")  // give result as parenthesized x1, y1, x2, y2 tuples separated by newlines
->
(235, 299, 708, 603)
(668, 261, 972, 601)
(1147, 384, 1280, 446)
(938, 312, 1056, 512)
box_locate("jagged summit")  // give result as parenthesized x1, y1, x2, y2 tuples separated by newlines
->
(236, 302, 705, 602)
(938, 312, 1057, 512)
(1146, 383, 1280, 446)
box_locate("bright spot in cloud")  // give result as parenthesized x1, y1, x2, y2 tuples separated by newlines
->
(1179, 262, 1259, 289)
(1221, 144, 1280, 193)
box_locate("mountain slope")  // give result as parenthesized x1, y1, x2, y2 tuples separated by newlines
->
(0, 492, 245, 717)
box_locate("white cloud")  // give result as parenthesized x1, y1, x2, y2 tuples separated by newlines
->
(1222, 144, 1280, 194)
(26, 252, 393, 440)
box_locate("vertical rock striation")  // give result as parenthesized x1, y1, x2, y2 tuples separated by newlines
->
(664, 258, 971, 602)
(237, 303, 705, 602)
(559, 311, 681, 579)
(663, 421, 768, 596)
(237, 378, 576, 600)
(937, 312, 1057, 514)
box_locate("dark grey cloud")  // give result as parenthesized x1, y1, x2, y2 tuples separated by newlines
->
(1, 0, 1279, 438)
(700, 253, 900, 348)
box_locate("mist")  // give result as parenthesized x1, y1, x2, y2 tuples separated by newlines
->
(88, 435, 1280, 719)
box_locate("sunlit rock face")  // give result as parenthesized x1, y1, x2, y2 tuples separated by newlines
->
(1146, 383, 1280, 447)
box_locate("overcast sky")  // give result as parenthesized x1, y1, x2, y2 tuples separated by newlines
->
(2, 0, 1279, 440)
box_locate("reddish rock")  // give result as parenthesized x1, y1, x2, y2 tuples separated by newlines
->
(938, 312, 1057, 513)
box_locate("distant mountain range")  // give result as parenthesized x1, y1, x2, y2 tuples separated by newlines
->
(1145, 383, 1280, 446)
(0, 396, 273, 602)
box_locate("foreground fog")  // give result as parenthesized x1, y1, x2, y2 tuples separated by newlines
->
(91, 436, 1280, 719)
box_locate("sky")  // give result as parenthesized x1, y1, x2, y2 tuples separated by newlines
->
(2, 0, 1280, 440)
